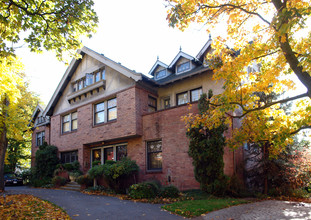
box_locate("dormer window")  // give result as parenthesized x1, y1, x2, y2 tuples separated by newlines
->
(177, 61, 190, 73)
(155, 69, 166, 79)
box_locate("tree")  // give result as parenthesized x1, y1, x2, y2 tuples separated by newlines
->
(166, 0, 311, 156)
(185, 92, 228, 195)
(0, 0, 98, 60)
(0, 0, 98, 191)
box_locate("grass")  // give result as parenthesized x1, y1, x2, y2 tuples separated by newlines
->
(162, 197, 249, 218)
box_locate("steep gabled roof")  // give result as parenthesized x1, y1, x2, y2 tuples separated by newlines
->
(148, 60, 168, 76)
(43, 46, 142, 116)
(168, 51, 197, 69)
(196, 38, 212, 62)
(30, 104, 44, 124)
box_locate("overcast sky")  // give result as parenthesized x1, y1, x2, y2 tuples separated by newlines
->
(15, 0, 306, 105)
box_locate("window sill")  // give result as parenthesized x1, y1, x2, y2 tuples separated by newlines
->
(93, 119, 117, 128)
(67, 80, 106, 103)
(61, 130, 78, 136)
(146, 169, 162, 174)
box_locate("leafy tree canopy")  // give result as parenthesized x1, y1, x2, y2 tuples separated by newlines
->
(167, 0, 311, 156)
(0, 0, 98, 60)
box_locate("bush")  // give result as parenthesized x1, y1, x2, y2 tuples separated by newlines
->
(76, 175, 93, 187)
(159, 185, 180, 198)
(21, 169, 32, 185)
(34, 144, 59, 179)
(52, 176, 67, 187)
(103, 158, 139, 193)
(31, 178, 52, 187)
(92, 160, 101, 167)
(128, 182, 158, 199)
(88, 165, 105, 180)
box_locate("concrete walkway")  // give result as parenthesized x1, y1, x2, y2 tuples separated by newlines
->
(196, 200, 311, 220)
(4, 186, 182, 220)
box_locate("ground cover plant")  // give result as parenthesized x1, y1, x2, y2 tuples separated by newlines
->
(0, 194, 70, 219)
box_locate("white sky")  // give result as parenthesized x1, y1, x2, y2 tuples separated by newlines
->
(15, 0, 307, 105)
(16, 0, 217, 105)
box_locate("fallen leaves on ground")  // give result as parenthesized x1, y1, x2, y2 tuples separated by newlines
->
(0, 194, 71, 219)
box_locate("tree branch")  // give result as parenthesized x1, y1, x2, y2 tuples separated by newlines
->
(290, 126, 311, 135)
(199, 3, 271, 26)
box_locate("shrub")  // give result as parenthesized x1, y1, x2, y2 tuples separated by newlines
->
(30, 178, 52, 188)
(52, 176, 67, 187)
(34, 144, 59, 179)
(76, 175, 93, 187)
(21, 169, 32, 184)
(63, 163, 74, 171)
(128, 182, 158, 199)
(103, 158, 139, 193)
(88, 165, 105, 180)
(159, 185, 180, 198)
(92, 160, 101, 167)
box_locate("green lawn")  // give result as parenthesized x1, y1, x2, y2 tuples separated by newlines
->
(162, 198, 249, 218)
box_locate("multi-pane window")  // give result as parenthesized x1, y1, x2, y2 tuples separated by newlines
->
(102, 69, 106, 80)
(107, 98, 117, 121)
(148, 96, 157, 112)
(62, 112, 77, 133)
(177, 61, 190, 73)
(91, 144, 127, 166)
(78, 80, 83, 90)
(177, 92, 188, 105)
(147, 140, 162, 171)
(156, 69, 166, 79)
(86, 73, 93, 86)
(94, 97, 117, 124)
(36, 131, 45, 146)
(190, 88, 202, 102)
(94, 102, 105, 124)
(61, 150, 78, 164)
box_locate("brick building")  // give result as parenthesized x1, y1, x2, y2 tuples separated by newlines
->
(31, 39, 244, 190)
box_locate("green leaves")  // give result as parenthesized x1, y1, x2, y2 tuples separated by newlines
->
(0, 0, 98, 61)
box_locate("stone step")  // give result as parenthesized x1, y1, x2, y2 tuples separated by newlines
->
(59, 181, 81, 191)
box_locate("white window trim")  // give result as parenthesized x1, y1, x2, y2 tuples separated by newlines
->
(90, 143, 127, 167)
(62, 111, 77, 133)
(94, 97, 117, 125)
(176, 61, 192, 75)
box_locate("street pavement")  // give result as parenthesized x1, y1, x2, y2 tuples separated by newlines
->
(4, 186, 311, 220)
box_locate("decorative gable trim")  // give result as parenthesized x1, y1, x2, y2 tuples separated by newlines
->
(148, 60, 168, 76)
(168, 51, 195, 69)
(43, 46, 142, 116)
(196, 38, 212, 61)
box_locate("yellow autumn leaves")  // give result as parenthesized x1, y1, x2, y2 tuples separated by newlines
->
(0, 194, 70, 219)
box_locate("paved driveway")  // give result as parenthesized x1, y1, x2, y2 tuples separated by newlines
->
(5, 186, 182, 220)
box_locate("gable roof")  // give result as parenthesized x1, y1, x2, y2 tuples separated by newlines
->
(196, 38, 212, 62)
(168, 51, 197, 69)
(44, 46, 142, 116)
(148, 60, 168, 76)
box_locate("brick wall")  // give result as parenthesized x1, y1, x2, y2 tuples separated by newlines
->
(31, 125, 50, 167)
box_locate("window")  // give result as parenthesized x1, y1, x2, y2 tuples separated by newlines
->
(156, 69, 166, 79)
(78, 80, 83, 90)
(177, 92, 188, 105)
(94, 102, 105, 124)
(190, 88, 202, 102)
(36, 131, 45, 146)
(62, 112, 78, 133)
(147, 140, 162, 171)
(164, 97, 170, 109)
(102, 68, 106, 80)
(91, 144, 127, 166)
(177, 61, 190, 73)
(95, 71, 101, 82)
(94, 97, 117, 124)
(61, 150, 78, 163)
(107, 98, 117, 121)
(86, 73, 93, 86)
(148, 96, 157, 112)
(73, 83, 77, 92)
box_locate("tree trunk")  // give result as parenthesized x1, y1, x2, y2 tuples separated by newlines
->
(0, 96, 8, 192)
